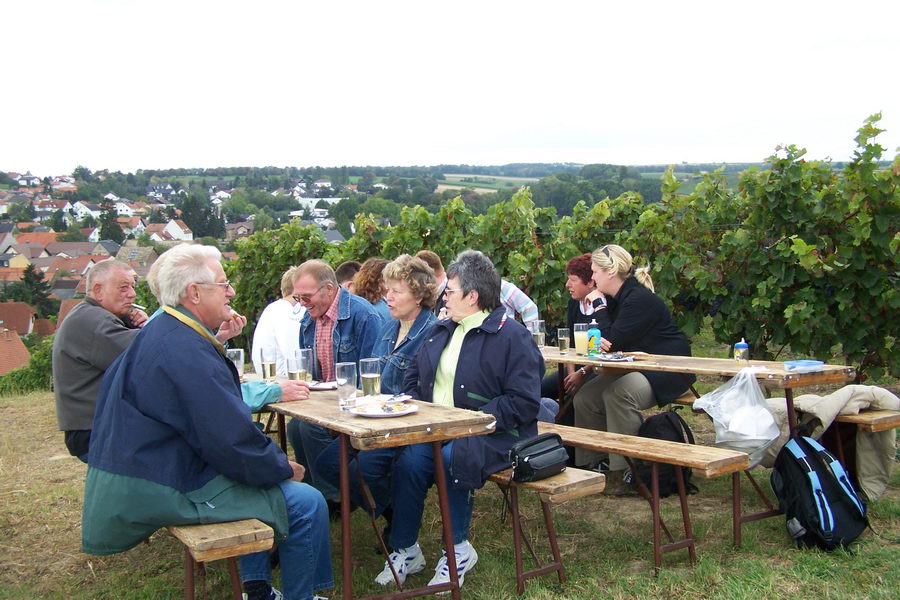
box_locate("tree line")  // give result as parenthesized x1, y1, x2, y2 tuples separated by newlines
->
(223, 115, 897, 381)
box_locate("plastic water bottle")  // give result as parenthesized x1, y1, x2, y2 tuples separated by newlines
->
(734, 337, 749, 365)
(586, 320, 602, 357)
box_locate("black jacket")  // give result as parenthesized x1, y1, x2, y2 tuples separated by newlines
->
(594, 277, 694, 406)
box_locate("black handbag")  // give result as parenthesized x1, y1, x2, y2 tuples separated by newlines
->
(508, 432, 568, 482)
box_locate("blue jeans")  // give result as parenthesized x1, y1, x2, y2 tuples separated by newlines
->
(316, 440, 398, 517)
(287, 419, 339, 501)
(389, 441, 474, 549)
(537, 397, 560, 423)
(239, 480, 333, 600)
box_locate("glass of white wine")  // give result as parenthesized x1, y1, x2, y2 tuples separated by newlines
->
(557, 328, 570, 355)
(294, 348, 314, 382)
(359, 358, 381, 397)
(529, 320, 545, 347)
(260, 346, 278, 384)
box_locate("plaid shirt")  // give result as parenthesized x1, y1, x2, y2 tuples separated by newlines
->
(314, 290, 341, 382)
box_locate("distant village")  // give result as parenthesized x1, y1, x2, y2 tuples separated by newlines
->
(0, 170, 358, 375)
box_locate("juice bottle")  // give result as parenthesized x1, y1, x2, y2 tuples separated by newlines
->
(586, 320, 602, 357)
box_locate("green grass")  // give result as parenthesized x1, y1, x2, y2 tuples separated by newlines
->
(441, 174, 539, 191)
(1, 378, 897, 598)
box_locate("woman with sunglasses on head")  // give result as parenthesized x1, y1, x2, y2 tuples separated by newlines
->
(573, 244, 694, 495)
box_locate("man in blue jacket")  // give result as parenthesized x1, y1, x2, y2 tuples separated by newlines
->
(82, 245, 332, 600)
(286, 259, 382, 504)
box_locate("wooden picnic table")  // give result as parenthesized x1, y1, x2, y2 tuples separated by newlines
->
(270, 388, 495, 600)
(539, 347, 858, 547)
(540, 347, 856, 435)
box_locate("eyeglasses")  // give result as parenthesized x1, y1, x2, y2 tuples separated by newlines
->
(293, 284, 329, 304)
(600, 246, 610, 258)
(198, 280, 233, 291)
(444, 287, 465, 296)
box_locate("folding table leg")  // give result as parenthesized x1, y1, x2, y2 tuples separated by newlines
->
(431, 441, 462, 600)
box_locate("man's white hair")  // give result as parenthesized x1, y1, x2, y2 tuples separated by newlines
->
(157, 245, 223, 307)
(85, 259, 133, 298)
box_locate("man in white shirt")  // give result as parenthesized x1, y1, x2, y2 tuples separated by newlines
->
(251, 267, 307, 376)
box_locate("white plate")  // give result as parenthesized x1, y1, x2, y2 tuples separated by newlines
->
(310, 381, 338, 390)
(350, 402, 419, 418)
(596, 352, 634, 362)
(357, 393, 412, 404)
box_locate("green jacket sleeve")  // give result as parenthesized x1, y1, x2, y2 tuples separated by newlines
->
(240, 381, 282, 412)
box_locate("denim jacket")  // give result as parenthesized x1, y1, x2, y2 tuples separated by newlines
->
(372, 309, 436, 395)
(298, 288, 382, 381)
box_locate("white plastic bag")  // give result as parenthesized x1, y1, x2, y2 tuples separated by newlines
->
(693, 367, 780, 467)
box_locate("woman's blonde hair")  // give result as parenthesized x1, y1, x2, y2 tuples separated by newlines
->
(382, 254, 437, 310)
(591, 244, 654, 292)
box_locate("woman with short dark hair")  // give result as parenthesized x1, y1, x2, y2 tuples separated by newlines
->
(371, 250, 543, 590)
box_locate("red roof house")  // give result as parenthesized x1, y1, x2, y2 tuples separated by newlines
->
(0, 328, 31, 375)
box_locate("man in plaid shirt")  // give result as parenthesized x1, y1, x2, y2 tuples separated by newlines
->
(287, 259, 382, 505)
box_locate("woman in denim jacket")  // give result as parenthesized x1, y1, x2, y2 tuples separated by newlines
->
(316, 254, 437, 529)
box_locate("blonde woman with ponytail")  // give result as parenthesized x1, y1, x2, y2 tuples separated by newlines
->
(573, 244, 694, 495)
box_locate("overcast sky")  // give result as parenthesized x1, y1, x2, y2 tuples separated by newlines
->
(5, 1, 899, 177)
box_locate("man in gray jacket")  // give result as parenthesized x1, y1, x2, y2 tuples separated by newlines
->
(53, 259, 148, 461)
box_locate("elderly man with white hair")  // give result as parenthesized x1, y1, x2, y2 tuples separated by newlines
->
(82, 245, 332, 600)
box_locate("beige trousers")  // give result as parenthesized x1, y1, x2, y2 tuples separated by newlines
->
(573, 371, 656, 471)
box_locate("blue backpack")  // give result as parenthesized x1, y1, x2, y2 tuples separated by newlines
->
(770, 436, 868, 551)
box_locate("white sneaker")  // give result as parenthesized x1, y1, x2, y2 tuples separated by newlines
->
(428, 542, 479, 592)
(374, 544, 426, 586)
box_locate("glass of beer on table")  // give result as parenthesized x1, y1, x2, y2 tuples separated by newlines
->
(260, 346, 277, 383)
(529, 320, 545, 347)
(359, 357, 381, 397)
(557, 328, 570, 355)
(290, 348, 313, 382)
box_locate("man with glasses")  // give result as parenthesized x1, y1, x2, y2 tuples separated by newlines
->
(287, 259, 382, 505)
(83, 245, 332, 600)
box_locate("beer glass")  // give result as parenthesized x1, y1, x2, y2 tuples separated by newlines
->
(260, 346, 277, 383)
(226, 348, 244, 380)
(293, 348, 314, 382)
(359, 358, 381, 397)
(529, 320, 545, 347)
(557, 328, 570, 355)
(335, 362, 357, 410)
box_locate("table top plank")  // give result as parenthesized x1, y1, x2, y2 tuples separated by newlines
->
(270, 392, 496, 447)
(540, 347, 856, 389)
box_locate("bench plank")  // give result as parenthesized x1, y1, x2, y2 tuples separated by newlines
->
(489, 467, 606, 504)
(538, 422, 748, 478)
(168, 519, 274, 563)
(835, 409, 900, 433)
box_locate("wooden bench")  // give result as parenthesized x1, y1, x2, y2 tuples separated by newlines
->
(538, 422, 749, 569)
(168, 519, 274, 600)
(488, 467, 605, 594)
(673, 391, 900, 433)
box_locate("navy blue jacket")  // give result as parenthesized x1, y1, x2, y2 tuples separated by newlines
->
(402, 307, 543, 490)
